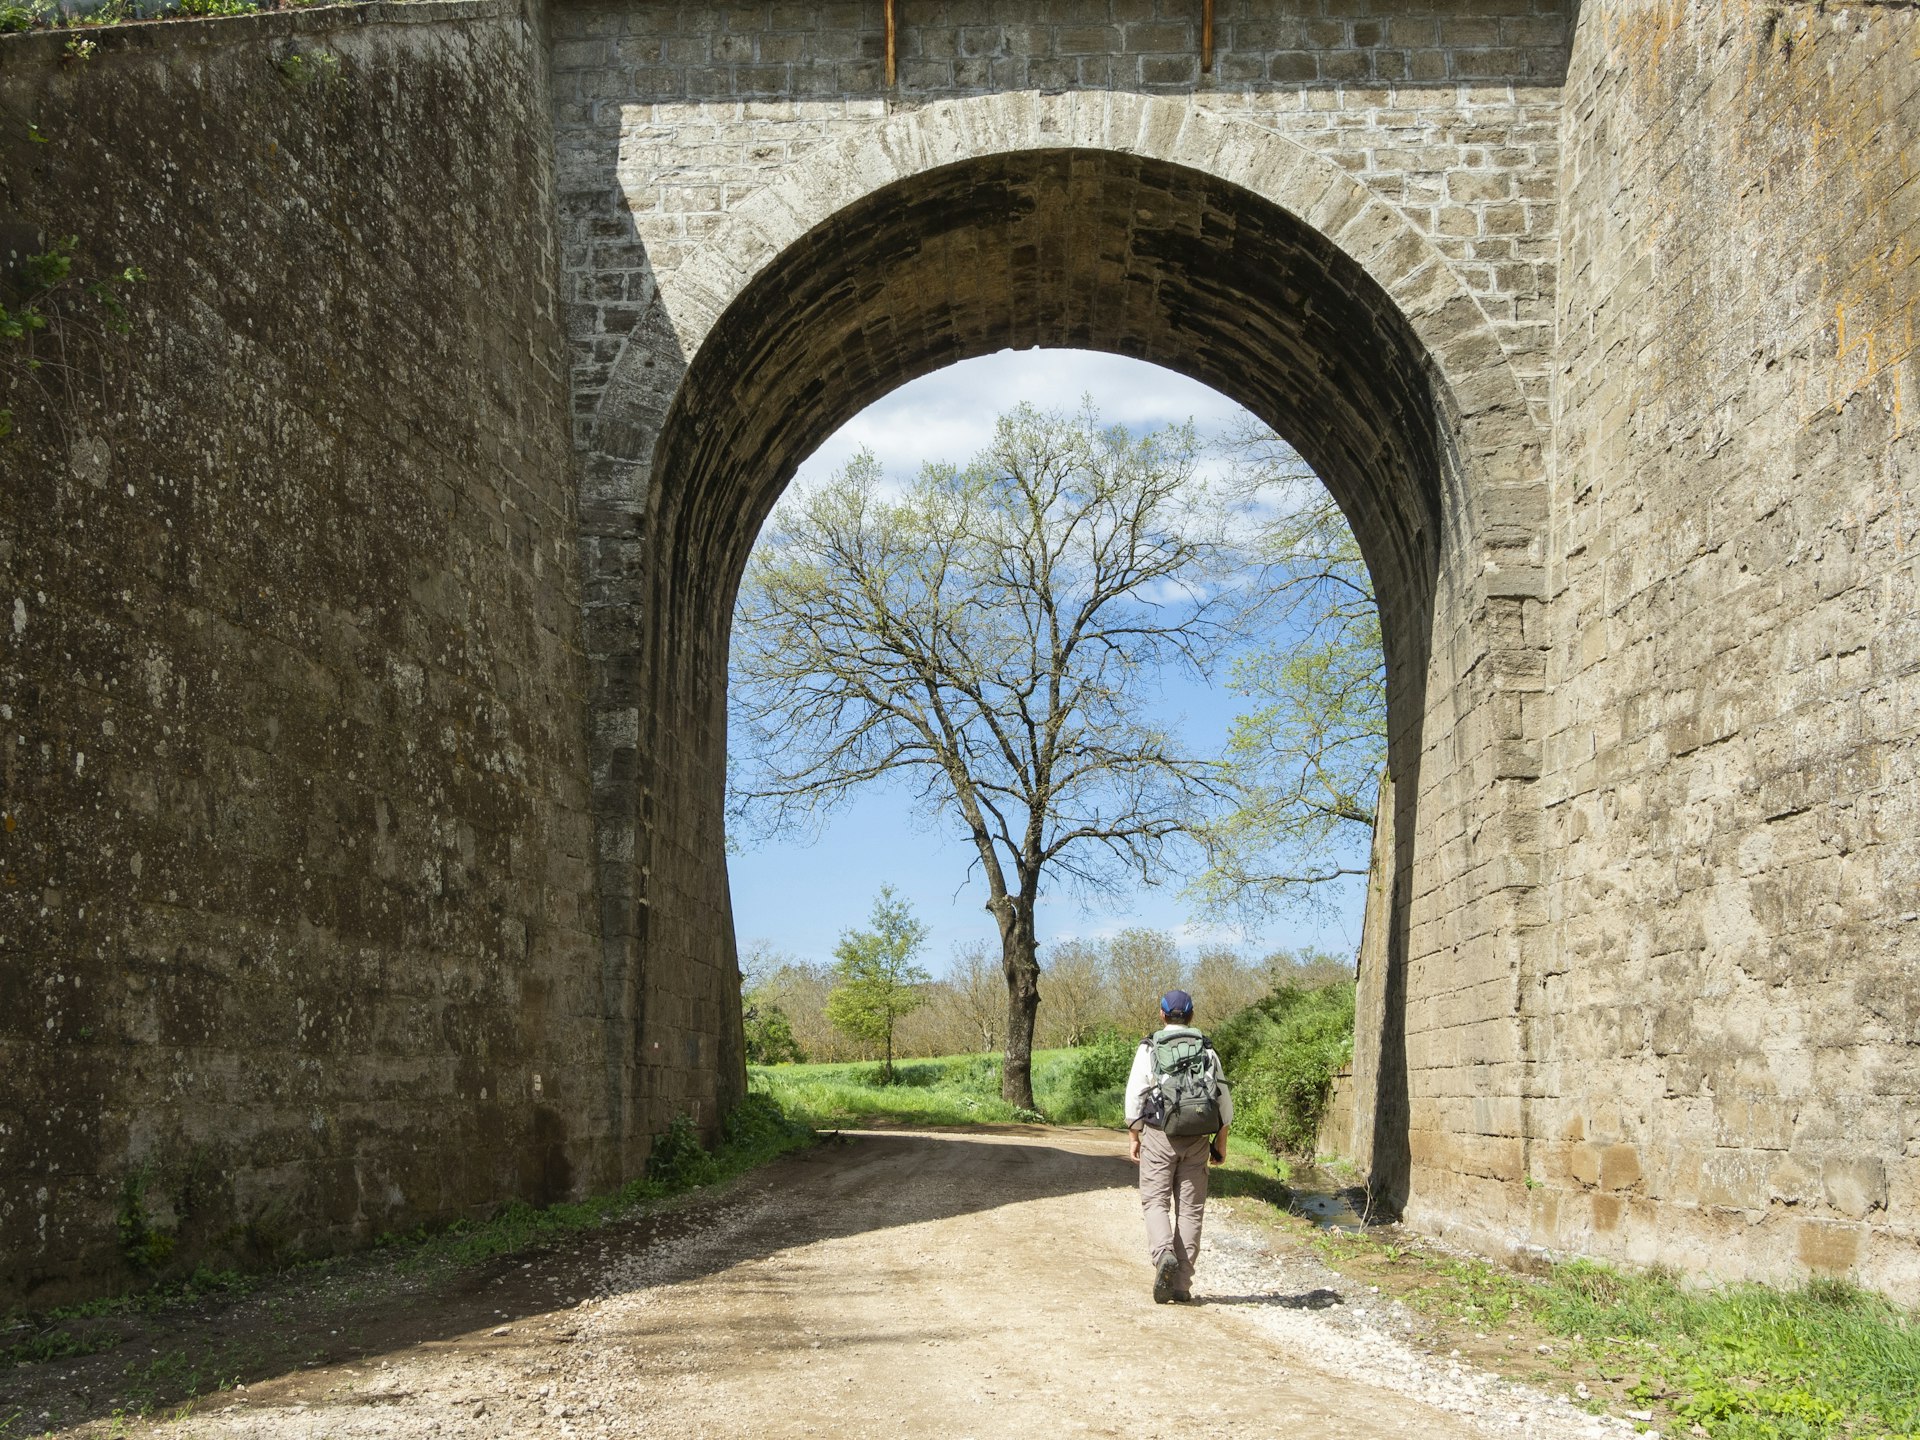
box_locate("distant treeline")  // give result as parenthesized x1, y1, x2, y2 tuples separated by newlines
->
(742, 927, 1354, 1065)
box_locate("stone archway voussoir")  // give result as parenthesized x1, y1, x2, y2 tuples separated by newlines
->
(874, 117, 937, 183)
(1211, 126, 1300, 195)
(638, 88, 1545, 503)
(911, 95, 997, 170)
(1330, 197, 1421, 277)
(670, 247, 750, 321)
(1158, 104, 1237, 178)
(1369, 230, 1440, 295)
(660, 285, 725, 359)
(736, 176, 827, 255)
(1298, 177, 1375, 253)
(1065, 88, 1141, 152)
(1384, 259, 1460, 323)
(1027, 90, 1078, 143)
(1131, 96, 1191, 163)
(831, 129, 918, 209)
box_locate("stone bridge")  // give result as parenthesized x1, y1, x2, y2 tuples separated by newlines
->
(0, 0, 1913, 1303)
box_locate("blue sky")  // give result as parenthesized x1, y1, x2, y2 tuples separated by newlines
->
(725, 349, 1368, 977)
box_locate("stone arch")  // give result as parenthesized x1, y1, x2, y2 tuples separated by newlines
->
(584, 93, 1549, 1219)
(592, 93, 1544, 539)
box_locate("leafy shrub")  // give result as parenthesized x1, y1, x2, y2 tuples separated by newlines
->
(117, 1167, 177, 1273)
(1069, 1025, 1137, 1102)
(645, 1112, 720, 1190)
(1212, 980, 1354, 1156)
(743, 989, 805, 1064)
(720, 1091, 812, 1157)
(0, 0, 51, 32)
(1036, 1025, 1137, 1125)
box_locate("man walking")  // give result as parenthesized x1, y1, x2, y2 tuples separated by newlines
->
(1126, 988, 1231, 1303)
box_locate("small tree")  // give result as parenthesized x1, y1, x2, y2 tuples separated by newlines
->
(824, 887, 931, 1082)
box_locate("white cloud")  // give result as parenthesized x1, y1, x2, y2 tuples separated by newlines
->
(790, 348, 1256, 495)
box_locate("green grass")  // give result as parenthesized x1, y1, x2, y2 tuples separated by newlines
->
(749, 1046, 1293, 1183)
(1208, 1132, 1298, 1196)
(1533, 1266, 1920, 1439)
(754, 979, 1359, 1153)
(752, 1049, 1107, 1128)
(1312, 1232, 1920, 1439)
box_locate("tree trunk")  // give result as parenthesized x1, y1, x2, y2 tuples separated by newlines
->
(997, 899, 1041, 1110)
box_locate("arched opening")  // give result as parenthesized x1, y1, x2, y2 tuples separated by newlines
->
(724, 350, 1374, 992)
(596, 134, 1545, 1222)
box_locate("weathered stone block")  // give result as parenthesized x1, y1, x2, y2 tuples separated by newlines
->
(1823, 1158, 1889, 1221)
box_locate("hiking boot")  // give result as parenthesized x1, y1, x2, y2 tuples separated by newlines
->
(1152, 1253, 1179, 1304)
(1172, 1290, 1193, 1303)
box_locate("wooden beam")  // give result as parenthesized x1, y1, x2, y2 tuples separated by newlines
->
(1202, 0, 1214, 74)
(885, 0, 897, 87)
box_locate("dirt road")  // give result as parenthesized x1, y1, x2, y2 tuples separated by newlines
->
(26, 1127, 1631, 1439)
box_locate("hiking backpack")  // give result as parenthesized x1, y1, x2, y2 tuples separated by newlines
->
(1144, 1025, 1222, 1137)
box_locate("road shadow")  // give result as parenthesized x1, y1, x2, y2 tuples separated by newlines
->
(2, 1128, 1138, 1436)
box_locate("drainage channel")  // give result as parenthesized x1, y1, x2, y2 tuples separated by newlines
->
(1284, 1165, 1370, 1231)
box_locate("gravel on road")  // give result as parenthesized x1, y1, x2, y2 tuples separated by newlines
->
(20, 1127, 1640, 1440)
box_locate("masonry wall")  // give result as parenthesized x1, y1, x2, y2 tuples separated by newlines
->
(552, 0, 1569, 427)
(4, 0, 1913, 1309)
(0, 1, 616, 1303)
(1519, 0, 1920, 1289)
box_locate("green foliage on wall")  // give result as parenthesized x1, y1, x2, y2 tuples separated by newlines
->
(116, 1168, 178, 1274)
(0, 232, 143, 440)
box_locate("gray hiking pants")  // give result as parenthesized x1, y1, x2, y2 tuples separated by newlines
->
(1138, 1124, 1212, 1291)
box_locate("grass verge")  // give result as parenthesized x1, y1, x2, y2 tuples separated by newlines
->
(372, 1092, 813, 1275)
(1297, 1223, 1920, 1439)
(751, 1049, 1096, 1128)
(752, 1048, 1302, 1186)
(0, 0, 361, 35)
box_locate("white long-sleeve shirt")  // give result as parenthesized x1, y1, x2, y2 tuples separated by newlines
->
(1124, 1028, 1232, 1130)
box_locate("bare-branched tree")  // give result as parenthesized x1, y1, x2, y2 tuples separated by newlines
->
(1035, 939, 1104, 1048)
(729, 402, 1254, 1109)
(939, 941, 1008, 1054)
(1099, 926, 1186, 1027)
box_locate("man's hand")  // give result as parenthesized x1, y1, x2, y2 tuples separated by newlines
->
(1209, 1124, 1229, 1164)
(1129, 1127, 1142, 1163)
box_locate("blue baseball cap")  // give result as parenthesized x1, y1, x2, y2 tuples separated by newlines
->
(1160, 989, 1193, 1015)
